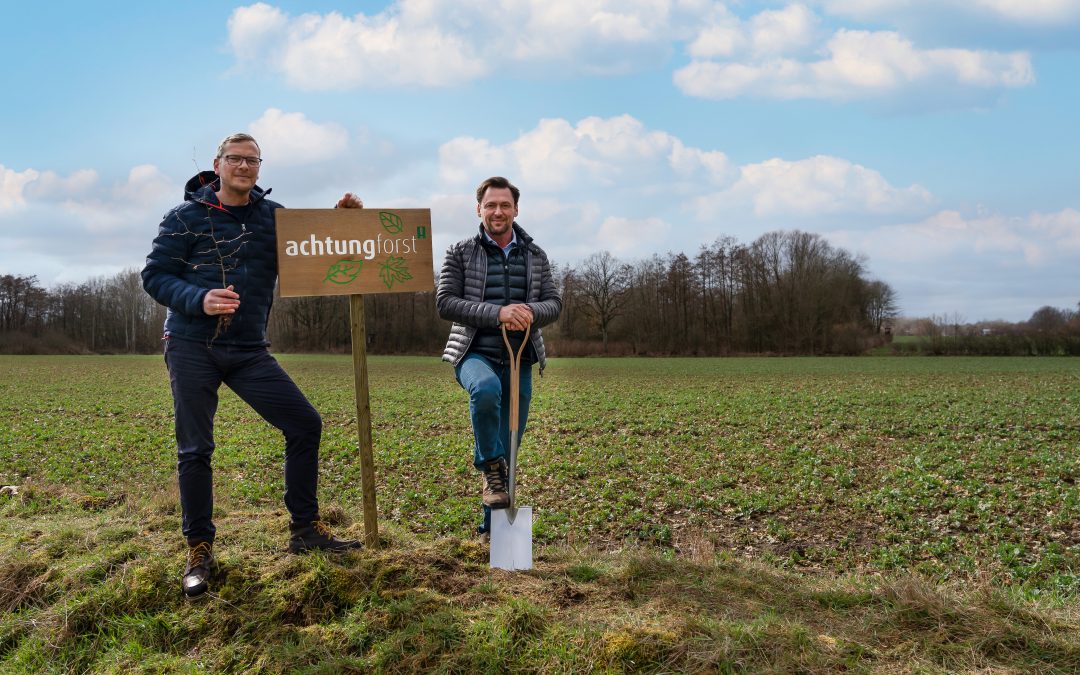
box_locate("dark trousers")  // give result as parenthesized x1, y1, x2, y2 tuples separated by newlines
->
(165, 338, 322, 544)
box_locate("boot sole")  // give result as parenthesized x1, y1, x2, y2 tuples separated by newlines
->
(183, 588, 210, 601)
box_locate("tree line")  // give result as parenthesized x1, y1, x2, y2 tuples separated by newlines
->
(557, 231, 898, 356)
(0, 269, 165, 354)
(2, 229, 1076, 356)
(890, 307, 1080, 356)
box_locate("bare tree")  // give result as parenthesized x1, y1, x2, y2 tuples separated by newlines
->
(0, 274, 46, 333)
(695, 237, 739, 354)
(554, 263, 587, 341)
(865, 280, 899, 334)
(623, 254, 667, 354)
(579, 251, 631, 351)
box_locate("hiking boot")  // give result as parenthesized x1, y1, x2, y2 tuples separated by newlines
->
(289, 520, 363, 554)
(482, 458, 509, 509)
(182, 541, 214, 599)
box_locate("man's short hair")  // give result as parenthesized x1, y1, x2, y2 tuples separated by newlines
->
(476, 176, 520, 206)
(216, 133, 260, 158)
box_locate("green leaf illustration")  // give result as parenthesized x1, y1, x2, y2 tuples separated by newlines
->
(379, 256, 413, 290)
(324, 259, 365, 285)
(379, 211, 404, 234)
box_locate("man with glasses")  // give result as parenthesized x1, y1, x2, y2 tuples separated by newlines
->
(142, 133, 364, 600)
(436, 176, 562, 539)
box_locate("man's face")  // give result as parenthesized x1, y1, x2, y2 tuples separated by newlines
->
(213, 140, 261, 197)
(477, 187, 518, 239)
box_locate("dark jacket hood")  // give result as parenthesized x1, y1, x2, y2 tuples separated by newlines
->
(183, 170, 272, 204)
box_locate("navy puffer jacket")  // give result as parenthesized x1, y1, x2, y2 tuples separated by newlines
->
(141, 171, 283, 346)
(436, 223, 562, 373)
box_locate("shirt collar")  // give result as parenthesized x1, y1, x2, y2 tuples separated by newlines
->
(481, 224, 518, 255)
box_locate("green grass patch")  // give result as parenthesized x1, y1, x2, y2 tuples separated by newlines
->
(1, 354, 1078, 670)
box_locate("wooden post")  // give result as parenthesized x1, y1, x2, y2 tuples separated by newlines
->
(349, 294, 379, 548)
(274, 208, 435, 551)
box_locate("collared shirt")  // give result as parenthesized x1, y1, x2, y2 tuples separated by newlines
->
(481, 226, 518, 257)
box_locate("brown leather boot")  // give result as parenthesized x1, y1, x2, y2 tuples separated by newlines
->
(182, 541, 214, 599)
(289, 520, 363, 554)
(482, 458, 510, 509)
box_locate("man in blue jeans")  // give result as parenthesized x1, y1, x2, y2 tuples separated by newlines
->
(142, 133, 365, 599)
(436, 177, 562, 536)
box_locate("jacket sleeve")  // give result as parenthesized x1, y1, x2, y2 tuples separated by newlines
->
(528, 249, 562, 328)
(435, 242, 501, 328)
(141, 208, 209, 317)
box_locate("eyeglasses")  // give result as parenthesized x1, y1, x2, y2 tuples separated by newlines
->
(220, 155, 263, 167)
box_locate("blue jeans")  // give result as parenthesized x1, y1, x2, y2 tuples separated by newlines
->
(164, 337, 322, 544)
(454, 352, 533, 470)
(455, 352, 533, 533)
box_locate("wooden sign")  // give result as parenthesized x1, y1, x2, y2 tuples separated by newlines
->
(274, 207, 434, 548)
(275, 208, 434, 297)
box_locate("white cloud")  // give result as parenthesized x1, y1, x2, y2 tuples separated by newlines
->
(1021, 207, 1080, 258)
(226, 1, 709, 89)
(510, 118, 614, 191)
(226, 2, 1053, 106)
(249, 108, 350, 166)
(440, 114, 731, 195)
(830, 207, 1080, 270)
(437, 115, 929, 223)
(676, 26, 1033, 101)
(1, 166, 41, 210)
(228, 2, 486, 89)
(438, 137, 511, 188)
(24, 169, 98, 203)
(65, 165, 175, 234)
(747, 3, 821, 57)
(505, 0, 686, 69)
(695, 155, 934, 218)
(3, 166, 104, 211)
(823, 206, 1080, 318)
(227, 2, 288, 63)
(0, 164, 181, 286)
(596, 216, 673, 256)
(436, 114, 736, 260)
(669, 140, 730, 182)
(688, 23, 744, 59)
(110, 165, 175, 210)
(434, 114, 936, 265)
(820, 30, 1033, 88)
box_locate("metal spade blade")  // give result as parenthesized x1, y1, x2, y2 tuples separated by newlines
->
(490, 324, 533, 571)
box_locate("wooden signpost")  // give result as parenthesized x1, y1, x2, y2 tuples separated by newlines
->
(275, 208, 434, 547)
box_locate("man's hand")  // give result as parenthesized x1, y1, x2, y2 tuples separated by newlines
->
(499, 303, 534, 332)
(335, 192, 364, 209)
(204, 285, 240, 316)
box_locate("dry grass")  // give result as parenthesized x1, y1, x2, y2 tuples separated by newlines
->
(2, 486, 1076, 673)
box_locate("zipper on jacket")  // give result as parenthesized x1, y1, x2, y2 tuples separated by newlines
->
(503, 249, 511, 305)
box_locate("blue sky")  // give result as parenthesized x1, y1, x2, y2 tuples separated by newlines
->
(2, 0, 1078, 322)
